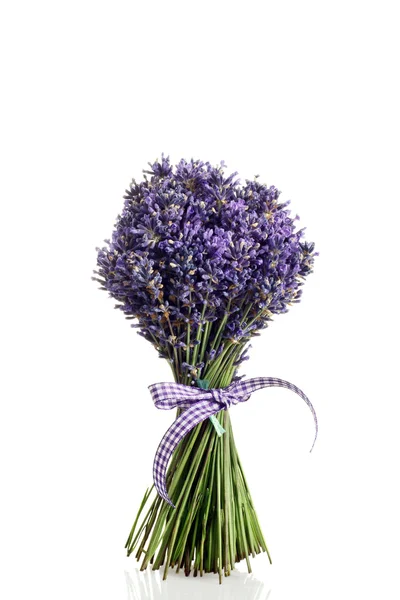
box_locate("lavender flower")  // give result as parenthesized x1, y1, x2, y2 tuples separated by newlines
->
(93, 154, 317, 378)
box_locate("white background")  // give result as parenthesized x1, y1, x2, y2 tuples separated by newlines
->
(1, 1, 399, 599)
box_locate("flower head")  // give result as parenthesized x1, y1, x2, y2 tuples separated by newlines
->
(94, 154, 317, 376)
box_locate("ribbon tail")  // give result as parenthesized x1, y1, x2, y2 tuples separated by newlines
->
(152, 400, 217, 507)
(232, 377, 318, 452)
(268, 378, 318, 452)
(268, 378, 318, 451)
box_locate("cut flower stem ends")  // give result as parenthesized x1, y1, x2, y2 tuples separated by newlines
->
(125, 407, 272, 582)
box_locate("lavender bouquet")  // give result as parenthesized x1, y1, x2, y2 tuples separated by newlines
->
(93, 155, 317, 582)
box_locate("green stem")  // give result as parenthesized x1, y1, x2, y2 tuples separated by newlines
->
(223, 411, 232, 575)
(216, 434, 223, 584)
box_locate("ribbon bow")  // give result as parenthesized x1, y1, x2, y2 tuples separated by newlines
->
(150, 377, 318, 508)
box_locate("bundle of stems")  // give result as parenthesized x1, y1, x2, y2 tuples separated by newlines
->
(125, 321, 272, 582)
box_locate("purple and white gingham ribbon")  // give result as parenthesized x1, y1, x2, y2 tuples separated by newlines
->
(150, 377, 318, 508)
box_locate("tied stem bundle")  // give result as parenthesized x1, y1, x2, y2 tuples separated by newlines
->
(93, 155, 317, 581)
(125, 401, 269, 581)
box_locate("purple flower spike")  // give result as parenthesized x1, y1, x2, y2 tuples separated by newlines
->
(94, 156, 317, 359)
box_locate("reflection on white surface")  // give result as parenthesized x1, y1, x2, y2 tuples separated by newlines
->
(125, 568, 271, 600)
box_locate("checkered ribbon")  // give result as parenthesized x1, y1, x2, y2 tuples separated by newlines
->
(150, 377, 318, 507)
